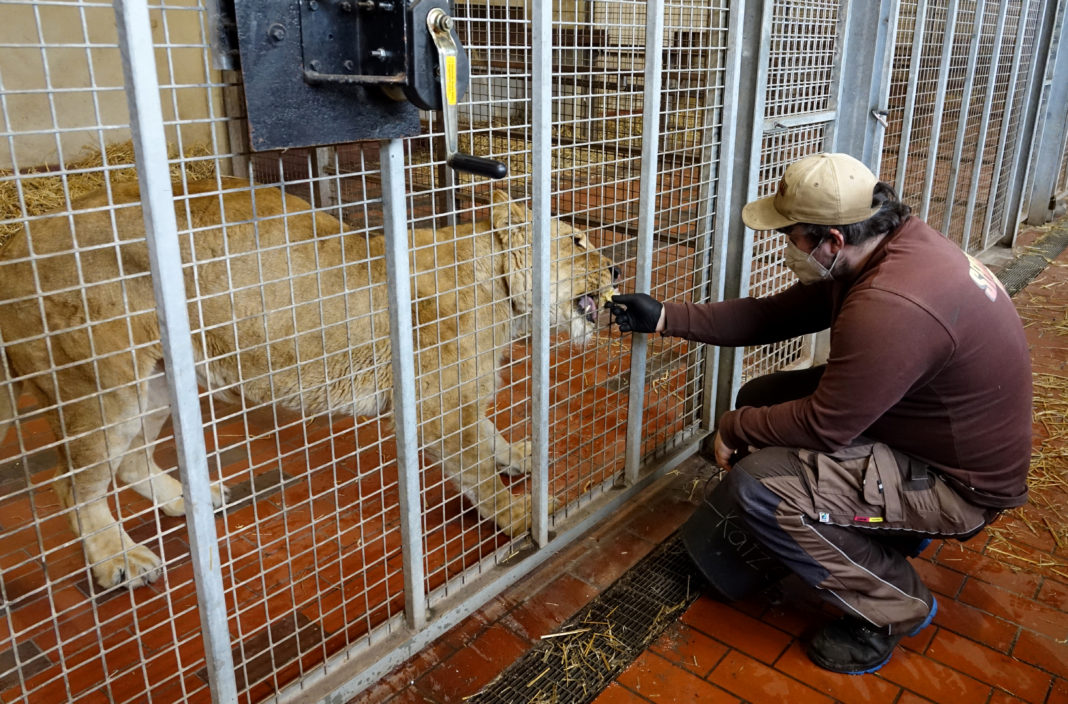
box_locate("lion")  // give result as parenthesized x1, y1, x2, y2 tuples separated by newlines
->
(0, 177, 619, 590)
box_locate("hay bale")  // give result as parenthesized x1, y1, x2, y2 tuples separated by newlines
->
(0, 140, 216, 249)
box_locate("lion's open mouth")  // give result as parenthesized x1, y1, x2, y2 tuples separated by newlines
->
(576, 294, 599, 324)
(575, 287, 620, 324)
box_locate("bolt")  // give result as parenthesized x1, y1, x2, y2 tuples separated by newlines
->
(309, 59, 321, 71)
(378, 1, 394, 9)
(339, 1, 353, 10)
(268, 23, 286, 41)
(437, 14, 452, 31)
(343, 59, 355, 71)
(370, 47, 392, 61)
(308, 0, 318, 9)
(356, 0, 375, 8)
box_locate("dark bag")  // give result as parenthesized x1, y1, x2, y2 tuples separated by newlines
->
(681, 477, 788, 602)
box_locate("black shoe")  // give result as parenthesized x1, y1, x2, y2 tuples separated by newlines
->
(806, 598, 938, 675)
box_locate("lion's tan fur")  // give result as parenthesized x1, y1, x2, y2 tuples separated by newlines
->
(0, 177, 615, 589)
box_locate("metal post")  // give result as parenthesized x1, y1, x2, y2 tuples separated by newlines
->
(895, 0, 931, 196)
(705, 0, 749, 431)
(920, 0, 960, 220)
(715, 0, 771, 423)
(1023, 0, 1068, 224)
(962, 0, 1010, 251)
(530, 0, 552, 545)
(111, 1, 237, 702)
(380, 138, 427, 630)
(623, 0, 666, 486)
(983, 0, 1033, 247)
(867, 0, 903, 170)
(941, 0, 988, 241)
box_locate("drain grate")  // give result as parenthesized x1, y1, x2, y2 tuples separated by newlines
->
(467, 533, 702, 704)
(997, 225, 1068, 296)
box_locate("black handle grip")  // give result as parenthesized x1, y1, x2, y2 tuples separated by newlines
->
(448, 153, 508, 179)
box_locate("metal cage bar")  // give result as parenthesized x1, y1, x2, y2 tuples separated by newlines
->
(623, 0, 667, 486)
(920, 0, 960, 220)
(380, 138, 427, 632)
(530, 0, 552, 547)
(112, 2, 237, 702)
(894, 0, 931, 197)
(940, 0, 987, 236)
(962, 0, 1011, 250)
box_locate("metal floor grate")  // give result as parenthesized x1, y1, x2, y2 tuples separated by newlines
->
(997, 224, 1068, 296)
(467, 533, 702, 704)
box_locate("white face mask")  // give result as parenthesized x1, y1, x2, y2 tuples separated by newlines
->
(783, 238, 839, 285)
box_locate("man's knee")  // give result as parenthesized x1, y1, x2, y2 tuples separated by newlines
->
(721, 447, 806, 516)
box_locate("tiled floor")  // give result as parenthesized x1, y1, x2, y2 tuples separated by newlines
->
(353, 219, 1068, 704)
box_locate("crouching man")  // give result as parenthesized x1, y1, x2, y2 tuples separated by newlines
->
(606, 153, 1032, 674)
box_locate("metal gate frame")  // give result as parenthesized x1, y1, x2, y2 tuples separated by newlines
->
(107, 2, 718, 702)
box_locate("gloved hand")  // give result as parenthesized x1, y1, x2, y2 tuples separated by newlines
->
(605, 293, 664, 333)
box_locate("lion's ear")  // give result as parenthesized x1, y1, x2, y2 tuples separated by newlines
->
(491, 190, 530, 234)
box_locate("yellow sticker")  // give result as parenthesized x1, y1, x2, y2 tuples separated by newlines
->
(444, 55, 457, 105)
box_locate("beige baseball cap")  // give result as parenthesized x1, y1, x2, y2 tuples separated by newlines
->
(741, 153, 881, 231)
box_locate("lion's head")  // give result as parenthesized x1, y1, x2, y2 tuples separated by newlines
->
(491, 191, 619, 345)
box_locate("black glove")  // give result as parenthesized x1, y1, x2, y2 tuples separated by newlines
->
(605, 293, 663, 333)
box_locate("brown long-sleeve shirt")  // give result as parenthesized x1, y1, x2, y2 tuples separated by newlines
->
(663, 216, 1032, 508)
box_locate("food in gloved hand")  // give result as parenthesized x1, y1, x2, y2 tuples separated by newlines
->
(577, 287, 621, 323)
(600, 286, 621, 306)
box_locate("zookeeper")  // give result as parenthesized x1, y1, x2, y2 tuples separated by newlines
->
(605, 152, 1033, 675)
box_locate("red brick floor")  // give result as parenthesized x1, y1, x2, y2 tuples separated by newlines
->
(353, 222, 1068, 704)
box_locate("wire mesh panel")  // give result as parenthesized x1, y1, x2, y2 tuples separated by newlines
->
(739, 0, 841, 384)
(986, 0, 1043, 247)
(880, 0, 1046, 252)
(0, 2, 224, 702)
(1, 1, 722, 702)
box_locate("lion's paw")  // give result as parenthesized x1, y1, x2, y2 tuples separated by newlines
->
(496, 494, 561, 538)
(159, 481, 229, 516)
(498, 440, 533, 477)
(211, 481, 230, 509)
(90, 544, 162, 589)
(496, 495, 532, 538)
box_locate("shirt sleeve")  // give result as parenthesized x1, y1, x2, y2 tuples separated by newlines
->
(717, 288, 956, 452)
(661, 282, 834, 346)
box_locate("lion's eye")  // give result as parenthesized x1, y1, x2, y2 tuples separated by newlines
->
(572, 236, 586, 249)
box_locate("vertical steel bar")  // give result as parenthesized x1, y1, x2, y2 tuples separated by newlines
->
(1025, 0, 1068, 222)
(695, 3, 735, 433)
(380, 138, 427, 631)
(704, 0, 749, 430)
(963, 0, 1009, 249)
(870, 0, 904, 171)
(895, 0, 930, 196)
(623, 0, 666, 486)
(1008, 0, 1059, 227)
(823, 1, 853, 151)
(941, 0, 987, 239)
(920, 0, 960, 220)
(716, 0, 772, 420)
(530, 0, 552, 545)
(111, 1, 237, 702)
(983, 0, 1032, 246)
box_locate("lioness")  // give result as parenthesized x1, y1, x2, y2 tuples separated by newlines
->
(0, 177, 618, 589)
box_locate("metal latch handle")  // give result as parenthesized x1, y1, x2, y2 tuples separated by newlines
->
(426, 8, 506, 179)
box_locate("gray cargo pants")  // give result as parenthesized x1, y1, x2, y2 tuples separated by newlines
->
(719, 366, 998, 632)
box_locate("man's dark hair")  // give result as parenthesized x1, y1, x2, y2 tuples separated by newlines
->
(804, 182, 911, 245)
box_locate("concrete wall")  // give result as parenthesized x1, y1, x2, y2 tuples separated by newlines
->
(1, 1, 218, 170)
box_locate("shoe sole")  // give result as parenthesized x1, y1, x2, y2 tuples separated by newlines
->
(908, 597, 938, 637)
(809, 598, 939, 676)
